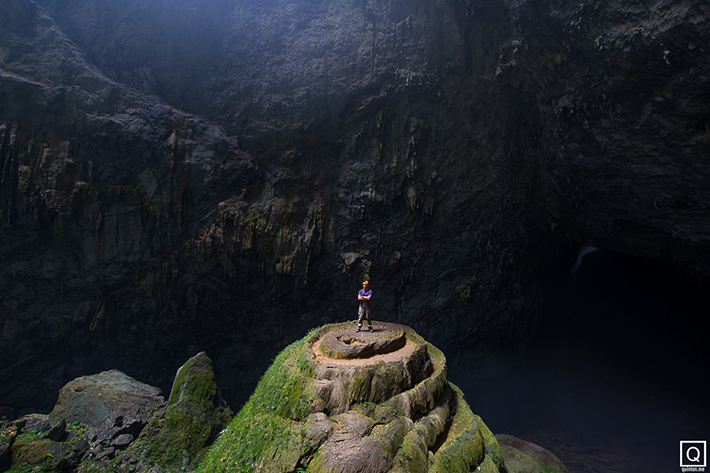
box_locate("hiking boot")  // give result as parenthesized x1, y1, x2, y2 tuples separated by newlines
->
(369, 326, 374, 332)
(356, 328, 361, 333)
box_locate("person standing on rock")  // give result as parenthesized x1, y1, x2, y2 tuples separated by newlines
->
(357, 280, 373, 332)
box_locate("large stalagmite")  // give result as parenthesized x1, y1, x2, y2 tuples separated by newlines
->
(198, 322, 569, 473)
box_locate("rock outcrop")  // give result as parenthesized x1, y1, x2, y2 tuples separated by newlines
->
(49, 370, 164, 446)
(3, 352, 231, 473)
(116, 352, 233, 470)
(198, 322, 569, 473)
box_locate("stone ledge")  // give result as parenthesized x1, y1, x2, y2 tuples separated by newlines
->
(318, 322, 407, 359)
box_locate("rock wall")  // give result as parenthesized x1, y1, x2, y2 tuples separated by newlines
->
(1, 0, 709, 413)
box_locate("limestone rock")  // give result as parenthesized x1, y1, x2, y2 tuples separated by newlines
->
(319, 325, 407, 359)
(116, 352, 232, 470)
(49, 369, 164, 444)
(41, 419, 66, 442)
(1, 0, 709, 427)
(197, 323, 524, 473)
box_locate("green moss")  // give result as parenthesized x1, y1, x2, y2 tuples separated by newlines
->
(392, 427, 429, 473)
(429, 385, 484, 473)
(197, 334, 318, 473)
(476, 455, 502, 473)
(10, 438, 69, 472)
(474, 414, 505, 471)
(126, 353, 233, 469)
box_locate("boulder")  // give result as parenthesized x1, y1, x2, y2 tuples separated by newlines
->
(49, 369, 164, 444)
(41, 419, 66, 442)
(496, 434, 571, 473)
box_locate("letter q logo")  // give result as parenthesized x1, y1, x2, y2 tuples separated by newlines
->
(681, 440, 707, 467)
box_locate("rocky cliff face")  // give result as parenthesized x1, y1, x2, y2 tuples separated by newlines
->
(1, 0, 709, 415)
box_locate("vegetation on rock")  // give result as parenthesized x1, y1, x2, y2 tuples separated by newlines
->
(118, 352, 233, 470)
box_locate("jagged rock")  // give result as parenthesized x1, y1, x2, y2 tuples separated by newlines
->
(41, 419, 66, 442)
(115, 352, 232, 470)
(49, 369, 165, 445)
(197, 322, 531, 473)
(13, 414, 50, 435)
(95, 446, 115, 461)
(72, 437, 90, 455)
(111, 433, 134, 450)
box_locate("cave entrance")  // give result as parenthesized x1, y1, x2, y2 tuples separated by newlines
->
(455, 248, 710, 473)
(527, 248, 710, 472)
(538, 248, 709, 399)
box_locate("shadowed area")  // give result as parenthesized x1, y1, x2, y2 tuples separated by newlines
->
(450, 250, 710, 473)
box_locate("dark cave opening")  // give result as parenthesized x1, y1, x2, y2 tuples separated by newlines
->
(453, 248, 710, 473)
(538, 248, 710, 401)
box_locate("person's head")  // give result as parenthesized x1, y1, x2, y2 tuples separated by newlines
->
(362, 280, 369, 289)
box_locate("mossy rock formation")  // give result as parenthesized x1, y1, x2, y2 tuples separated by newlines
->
(199, 322, 570, 473)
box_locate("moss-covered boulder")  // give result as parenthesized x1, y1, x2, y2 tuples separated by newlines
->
(496, 435, 571, 473)
(198, 322, 512, 473)
(115, 352, 233, 471)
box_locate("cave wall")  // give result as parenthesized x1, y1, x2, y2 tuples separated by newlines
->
(1, 0, 708, 412)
